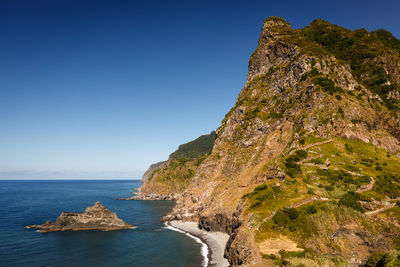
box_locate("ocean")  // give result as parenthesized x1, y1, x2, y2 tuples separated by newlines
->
(0, 180, 204, 267)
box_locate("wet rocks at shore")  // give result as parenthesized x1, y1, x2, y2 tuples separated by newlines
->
(117, 192, 176, 201)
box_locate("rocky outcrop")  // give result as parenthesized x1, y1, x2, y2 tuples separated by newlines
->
(118, 192, 176, 201)
(140, 16, 400, 266)
(141, 161, 166, 182)
(25, 202, 134, 232)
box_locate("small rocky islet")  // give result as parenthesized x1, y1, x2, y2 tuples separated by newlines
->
(25, 201, 134, 232)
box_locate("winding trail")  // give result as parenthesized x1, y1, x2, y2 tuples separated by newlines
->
(289, 139, 333, 155)
(356, 177, 375, 193)
(365, 197, 400, 216)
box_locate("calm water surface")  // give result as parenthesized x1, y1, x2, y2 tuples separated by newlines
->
(0, 180, 203, 267)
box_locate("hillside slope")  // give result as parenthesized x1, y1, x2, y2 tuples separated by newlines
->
(139, 131, 216, 197)
(139, 17, 400, 266)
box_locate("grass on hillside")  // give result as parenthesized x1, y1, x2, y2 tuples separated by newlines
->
(242, 137, 400, 250)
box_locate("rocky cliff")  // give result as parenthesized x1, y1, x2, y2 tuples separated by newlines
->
(141, 161, 166, 182)
(140, 17, 400, 266)
(138, 131, 216, 198)
(25, 201, 134, 232)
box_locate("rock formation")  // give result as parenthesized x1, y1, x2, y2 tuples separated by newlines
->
(137, 17, 400, 266)
(141, 161, 166, 183)
(25, 201, 134, 232)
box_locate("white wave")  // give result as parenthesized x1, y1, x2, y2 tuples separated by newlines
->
(164, 224, 209, 267)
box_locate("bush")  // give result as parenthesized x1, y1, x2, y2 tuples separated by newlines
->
(374, 174, 400, 198)
(284, 150, 308, 177)
(316, 169, 357, 184)
(345, 143, 353, 152)
(272, 208, 300, 231)
(310, 157, 325, 165)
(312, 77, 341, 94)
(365, 251, 400, 267)
(255, 184, 268, 191)
(338, 192, 364, 212)
(365, 252, 386, 267)
(338, 107, 344, 117)
(247, 184, 282, 209)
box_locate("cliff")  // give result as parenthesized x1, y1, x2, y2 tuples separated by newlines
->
(138, 131, 216, 198)
(25, 201, 134, 232)
(141, 161, 166, 182)
(140, 17, 400, 266)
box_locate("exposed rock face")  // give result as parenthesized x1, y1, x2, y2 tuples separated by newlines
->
(141, 161, 166, 182)
(25, 202, 134, 232)
(140, 17, 400, 266)
(117, 192, 176, 201)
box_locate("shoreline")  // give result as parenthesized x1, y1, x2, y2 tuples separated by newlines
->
(165, 220, 229, 267)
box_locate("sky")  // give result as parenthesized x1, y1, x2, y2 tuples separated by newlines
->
(1, 0, 399, 179)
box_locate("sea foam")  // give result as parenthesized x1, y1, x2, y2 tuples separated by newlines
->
(164, 223, 209, 267)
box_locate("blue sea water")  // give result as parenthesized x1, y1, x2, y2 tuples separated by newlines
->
(0, 180, 203, 267)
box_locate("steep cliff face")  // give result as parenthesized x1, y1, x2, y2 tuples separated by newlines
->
(139, 131, 216, 197)
(140, 17, 400, 266)
(141, 161, 166, 182)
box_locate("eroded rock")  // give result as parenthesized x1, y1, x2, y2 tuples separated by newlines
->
(25, 201, 134, 232)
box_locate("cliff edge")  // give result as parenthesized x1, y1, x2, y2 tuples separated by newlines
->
(140, 17, 400, 266)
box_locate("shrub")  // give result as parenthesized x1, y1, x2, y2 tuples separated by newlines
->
(310, 157, 325, 165)
(312, 77, 342, 94)
(344, 164, 359, 172)
(255, 184, 268, 191)
(365, 252, 386, 267)
(284, 150, 308, 177)
(338, 107, 344, 117)
(316, 169, 356, 184)
(272, 208, 300, 231)
(338, 192, 364, 212)
(345, 143, 353, 152)
(374, 174, 400, 198)
(351, 119, 362, 124)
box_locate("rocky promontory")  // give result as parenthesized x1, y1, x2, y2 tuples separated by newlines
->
(25, 201, 134, 232)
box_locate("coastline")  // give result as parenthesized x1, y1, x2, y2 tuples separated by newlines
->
(165, 220, 229, 267)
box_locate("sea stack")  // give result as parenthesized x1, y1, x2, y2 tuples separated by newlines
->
(25, 201, 134, 232)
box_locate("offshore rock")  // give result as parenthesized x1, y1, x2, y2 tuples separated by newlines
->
(25, 201, 134, 232)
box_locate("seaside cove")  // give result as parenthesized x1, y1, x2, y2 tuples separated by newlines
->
(0, 180, 205, 267)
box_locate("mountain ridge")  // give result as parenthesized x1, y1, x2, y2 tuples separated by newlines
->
(138, 17, 400, 266)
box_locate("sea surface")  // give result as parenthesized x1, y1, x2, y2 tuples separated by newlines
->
(0, 180, 203, 267)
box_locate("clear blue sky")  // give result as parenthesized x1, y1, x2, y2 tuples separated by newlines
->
(1, 0, 399, 179)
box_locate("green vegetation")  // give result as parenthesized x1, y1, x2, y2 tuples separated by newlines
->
(243, 183, 283, 209)
(284, 150, 307, 177)
(309, 157, 325, 165)
(145, 132, 217, 194)
(338, 192, 364, 212)
(374, 173, 400, 198)
(316, 169, 369, 186)
(365, 251, 400, 267)
(298, 20, 400, 110)
(169, 131, 216, 160)
(312, 76, 343, 95)
(259, 200, 367, 241)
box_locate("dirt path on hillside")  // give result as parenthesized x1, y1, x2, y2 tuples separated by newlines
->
(289, 139, 333, 155)
(356, 177, 375, 193)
